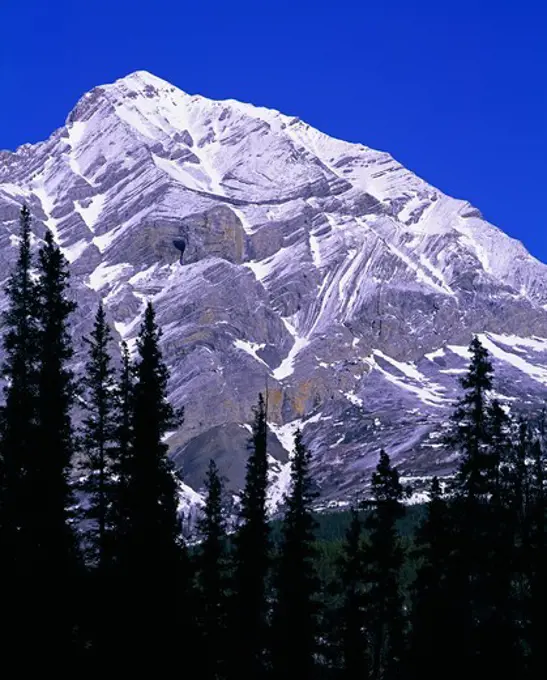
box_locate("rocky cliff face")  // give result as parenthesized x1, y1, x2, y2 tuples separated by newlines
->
(2, 70, 547, 508)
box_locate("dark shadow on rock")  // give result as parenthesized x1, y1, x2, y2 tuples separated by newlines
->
(173, 237, 186, 264)
(171, 422, 288, 493)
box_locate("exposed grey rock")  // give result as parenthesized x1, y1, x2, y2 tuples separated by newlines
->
(2, 69, 547, 509)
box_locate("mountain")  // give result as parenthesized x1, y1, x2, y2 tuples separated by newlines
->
(2, 70, 547, 509)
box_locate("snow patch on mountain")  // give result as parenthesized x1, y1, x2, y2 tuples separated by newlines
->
(74, 194, 105, 230)
(478, 334, 547, 385)
(273, 318, 310, 380)
(234, 339, 268, 367)
(88, 262, 133, 291)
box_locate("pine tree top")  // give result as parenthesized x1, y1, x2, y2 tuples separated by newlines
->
(460, 336, 494, 393)
(198, 459, 227, 542)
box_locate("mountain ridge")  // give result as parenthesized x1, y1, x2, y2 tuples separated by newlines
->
(1, 70, 547, 509)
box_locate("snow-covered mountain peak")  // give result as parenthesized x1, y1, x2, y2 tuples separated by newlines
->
(64, 72, 544, 292)
(2, 71, 547, 506)
(114, 69, 174, 90)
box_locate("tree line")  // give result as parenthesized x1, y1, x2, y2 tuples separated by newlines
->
(0, 206, 545, 677)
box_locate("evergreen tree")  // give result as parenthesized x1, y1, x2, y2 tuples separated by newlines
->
(450, 335, 495, 501)
(0, 215, 81, 660)
(118, 302, 183, 662)
(80, 302, 118, 567)
(337, 506, 368, 680)
(0, 205, 39, 541)
(110, 340, 134, 554)
(364, 450, 407, 680)
(35, 229, 77, 534)
(272, 429, 319, 680)
(196, 459, 230, 680)
(449, 338, 521, 676)
(79, 303, 119, 662)
(115, 340, 134, 471)
(33, 227, 79, 658)
(446, 337, 494, 667)
(0, 205, 41, 659)
(34, 228, 77, 538)
(98, 338, 134, 664)
(233, 393, 270, 679)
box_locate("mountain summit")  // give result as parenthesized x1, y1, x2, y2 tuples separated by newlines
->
(1, 71, 547, 507)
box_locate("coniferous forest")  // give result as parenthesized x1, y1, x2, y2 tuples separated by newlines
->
(0, 206, 545, 676)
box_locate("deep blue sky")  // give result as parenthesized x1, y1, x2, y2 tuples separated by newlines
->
(1, 1, 546, 261)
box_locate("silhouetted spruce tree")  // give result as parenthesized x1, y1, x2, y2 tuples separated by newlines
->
(336, 506, 368, 680)
(79, 302, 119, 661)
(450, 336, 495, 501)
(364, 450, 407, 680)
(110, 340, 134, 544)
(196, 459, 230, 680)
(272, 429, 319, 680)
(447, 337, 493, 663)
(233, 393, 270, 680)
(0, 205, 41, 659)
(116, 340, 134, 468)
(98, 338, 134, 663)
(449, 337, 521, 676)
(80, 302, 118, 567)
(31, 228, 80, 658)
(119, 302, 184, 662)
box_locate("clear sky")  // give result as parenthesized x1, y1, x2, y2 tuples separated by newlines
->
(1, 0, 545, 261)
